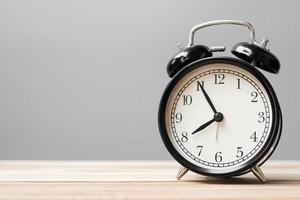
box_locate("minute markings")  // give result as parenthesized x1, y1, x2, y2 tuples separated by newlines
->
(171, 68, 271, 167)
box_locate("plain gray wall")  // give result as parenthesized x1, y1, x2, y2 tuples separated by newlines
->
(0, 0, 299, 160)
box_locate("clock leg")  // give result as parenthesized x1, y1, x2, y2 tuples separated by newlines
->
(251, 165, 267, 183)
(176, 166, 189, 180)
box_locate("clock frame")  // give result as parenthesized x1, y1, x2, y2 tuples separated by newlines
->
(158, 57, 282, 178)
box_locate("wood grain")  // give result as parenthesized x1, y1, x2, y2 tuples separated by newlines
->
(0, 160, 299, 200)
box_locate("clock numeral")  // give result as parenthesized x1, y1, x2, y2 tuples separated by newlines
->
(196, 81, 204, 91)
(215, 151, 222, 162)
(214, 74, 225, 84)
(236, 146, 243, 158)
(237, 78, 241, 89)
(250, 131, 258, 142)
(251, 91, 258, 102)
(175, 113, 182, 123)
(180, 132, 188, 143)
(258, 112, 265, 123)
(183, 95, 192, 105)
(197, 145, 203, 156)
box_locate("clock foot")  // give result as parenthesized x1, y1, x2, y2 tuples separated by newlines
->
(176, 166, 189, 180)
(251, 165, 267, 183)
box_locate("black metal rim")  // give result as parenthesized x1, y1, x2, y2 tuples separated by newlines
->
(158, 57, 282, 177)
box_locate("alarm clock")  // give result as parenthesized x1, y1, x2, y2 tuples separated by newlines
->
(158, 20, 282, 183)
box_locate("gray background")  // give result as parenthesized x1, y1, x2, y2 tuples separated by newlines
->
(0, 0, 299, 160)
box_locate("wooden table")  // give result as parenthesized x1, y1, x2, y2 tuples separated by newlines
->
(0, 161, 299, 199)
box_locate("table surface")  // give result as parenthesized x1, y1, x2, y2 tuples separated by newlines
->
(0, 161, 299, 200)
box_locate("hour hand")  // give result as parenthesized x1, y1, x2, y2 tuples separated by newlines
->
(191, 112, 223, 135)
(191, 118, 215, 135)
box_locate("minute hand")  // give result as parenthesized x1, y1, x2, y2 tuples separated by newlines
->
(199, 83, 217, 113)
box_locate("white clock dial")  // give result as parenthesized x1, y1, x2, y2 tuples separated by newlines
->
(165, 62, 273, 170)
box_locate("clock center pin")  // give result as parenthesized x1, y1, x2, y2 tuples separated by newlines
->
(214, 112, 224, 122)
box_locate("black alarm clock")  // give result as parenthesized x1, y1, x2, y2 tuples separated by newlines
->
(158, 20, 282, 183)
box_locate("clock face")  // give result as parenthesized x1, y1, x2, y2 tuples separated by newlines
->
(163, 60, 274, 174)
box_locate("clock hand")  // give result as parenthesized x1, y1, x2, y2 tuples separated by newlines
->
(191, 118, 215, 135)
(191, 112, 224, 135)
(215, 122, 220, 142)
(199, 83, 217, 114)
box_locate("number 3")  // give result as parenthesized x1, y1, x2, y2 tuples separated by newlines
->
(258, 112, 265, 123)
